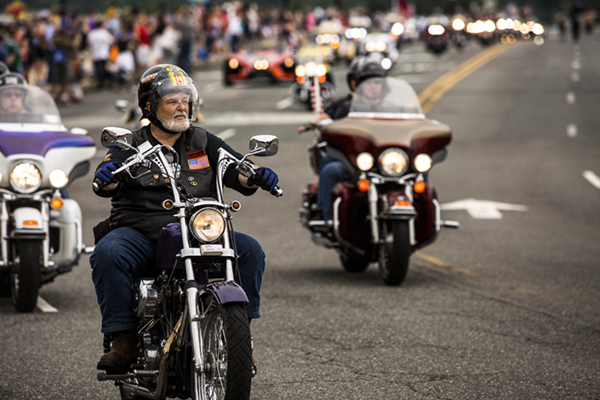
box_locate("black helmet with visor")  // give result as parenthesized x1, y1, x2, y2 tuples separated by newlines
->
(138, 64, 199, 134)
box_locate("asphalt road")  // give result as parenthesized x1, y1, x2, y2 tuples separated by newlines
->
(1, 33, 599, 400)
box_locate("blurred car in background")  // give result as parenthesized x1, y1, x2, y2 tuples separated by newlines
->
(223, 40, 296, 86)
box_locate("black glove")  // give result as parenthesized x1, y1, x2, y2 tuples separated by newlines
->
(248, 167, 279, 191)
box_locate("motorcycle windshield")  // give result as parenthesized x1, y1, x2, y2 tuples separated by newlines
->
(349, 77, 424, 119)
(0, 85, 62, 124)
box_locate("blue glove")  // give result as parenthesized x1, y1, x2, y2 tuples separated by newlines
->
(95, 162, 128, 184)
(249, 167, 279, 191)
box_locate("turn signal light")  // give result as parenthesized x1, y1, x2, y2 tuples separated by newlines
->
(318, 75, 326, 83)
(357, 179, 370, 192)
(297, 76, 305, 84)
(51, 198, 63, 209)
(23, 220, 39, 226)
(414, 181, 426, 194)
(396, 200, 411, 206)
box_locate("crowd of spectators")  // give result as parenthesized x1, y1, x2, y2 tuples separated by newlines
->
(0, 2, 359, 104)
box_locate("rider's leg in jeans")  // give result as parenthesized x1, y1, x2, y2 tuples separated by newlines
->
(317, 154, 353, 221)
(91, 227, 266, 331)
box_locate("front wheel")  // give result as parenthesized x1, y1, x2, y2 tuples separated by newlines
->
(378, 221, 411, 286)
(11, 240, 43, 312)
(190, 296, 252, 400)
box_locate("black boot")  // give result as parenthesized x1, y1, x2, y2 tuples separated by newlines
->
(97, 329, 138, 374)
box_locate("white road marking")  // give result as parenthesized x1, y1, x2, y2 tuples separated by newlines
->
(275, 97, 294, 110)
(583, 171, 600, 189)
(204, 112, 314, 126)
(441, 199, 528, 219)
(571, 72, 580, 82)
(216, 128, 236, 140)
(567, 124, 578, 137)
(566, 91, 576, 104)
(571, 59, 581, 70)
(37, 296, 58, 313)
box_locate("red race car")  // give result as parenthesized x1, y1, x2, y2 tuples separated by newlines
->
(223, 41, 296, 85)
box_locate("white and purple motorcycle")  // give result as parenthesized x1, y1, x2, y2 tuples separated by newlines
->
(0, 85, 96, 312)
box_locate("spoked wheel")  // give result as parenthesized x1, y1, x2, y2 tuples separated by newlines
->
(339, 250, 370, 273)
(11, 241, 42, 312)
(190, 295, 252, 400)
(378, 221, 411, 286)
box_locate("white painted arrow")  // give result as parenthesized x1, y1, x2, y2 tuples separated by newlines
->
(441, 198, 529, 219)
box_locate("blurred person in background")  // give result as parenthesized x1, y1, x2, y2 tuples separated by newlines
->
(87, 19, 114, 90)
(569, 0, 584, 42)
(584, 8, 596, 37)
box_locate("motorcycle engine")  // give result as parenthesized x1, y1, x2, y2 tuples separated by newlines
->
(136, 279, 158, 322)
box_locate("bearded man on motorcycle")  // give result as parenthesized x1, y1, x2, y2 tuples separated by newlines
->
(299, 60, 387, 223)
(90, 64, 279, 374)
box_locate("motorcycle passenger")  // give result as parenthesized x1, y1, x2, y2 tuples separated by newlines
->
(0, 72, 28, 117)
(301, 60, 387, 223)
(90, 64, 279, 374)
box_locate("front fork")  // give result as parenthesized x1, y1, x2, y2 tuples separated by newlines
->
(366, 177, 417, 247)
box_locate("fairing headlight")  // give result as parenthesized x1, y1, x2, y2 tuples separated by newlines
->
(10, 162, 42, 193)
(379, 148, 408, 176)
(190, 208, 226, 243)
(414, 154, 433, 173)
(305, 62, 317, 77)
(428, 25, 446, 36)
(295, 64, 306, 77)
(49, 169, 69, 188)
(315, 64, 327, 77)
(356, 153, 374, 171)
(228, 58, 240, 69)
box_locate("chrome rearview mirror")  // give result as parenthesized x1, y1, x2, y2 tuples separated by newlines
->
(249, 135, 279, 157)
(100, 127, 133, 149)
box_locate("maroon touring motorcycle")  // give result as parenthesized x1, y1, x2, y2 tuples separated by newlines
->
(299, 77, 459, 285)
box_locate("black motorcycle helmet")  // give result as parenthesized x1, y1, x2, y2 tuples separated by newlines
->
(138, 64, 199, 134)
(346, 56, 366, 92)
(356, 61, 387, 86)
(0, 72, 28, 102)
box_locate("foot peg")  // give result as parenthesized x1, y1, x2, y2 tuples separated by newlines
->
(308, 220, 332, 233)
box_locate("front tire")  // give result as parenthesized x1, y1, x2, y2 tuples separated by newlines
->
(11, 241, 43, 312)
(378, 221, 411, 286)
(190, 296, 252, 400)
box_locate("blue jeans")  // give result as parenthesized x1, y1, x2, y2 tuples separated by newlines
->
(317, 154, 352, 221)
(90, 227, 265, 333)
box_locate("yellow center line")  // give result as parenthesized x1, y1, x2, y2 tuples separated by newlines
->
(418, 42, 526, 114)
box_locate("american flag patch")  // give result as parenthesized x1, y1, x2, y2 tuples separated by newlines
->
(188, 155, 209, 170)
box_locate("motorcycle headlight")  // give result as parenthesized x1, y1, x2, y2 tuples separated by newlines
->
(379, 148, 408, 176)
(295, 64, 306, 77)
(10, 162, 42, 193)
(414, 154, 432, 173)
(356, 152, 374, 171)
(49, 169, 69, 188)
(305, 62, 317, 77)
(190, 208, 225, 243)
(315, 64, 327, 77)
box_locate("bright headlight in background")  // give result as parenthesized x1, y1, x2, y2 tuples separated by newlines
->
(452, 19, 465, 31)
(532, 23, 544, 35)
(414, 154, 433, 172)
(284, 57, 295, 68)
(496, 18, 507, 30)
(191, 208, 225, 243)
(484, 20, 496, 32)
(295, 64, 306, 77)
(379, 148, 408, 176)
(356, 152, 374, 171)
(381, 58, 392, 70)
(49, 169, 68, 188)
(315, 64, 327, 77)
(391, 22, 404, 36)
(428, 24, 445, 36)
(305, 61, 317, 77)
(10, 162, 41, 193)
(228, 58, 239, 69)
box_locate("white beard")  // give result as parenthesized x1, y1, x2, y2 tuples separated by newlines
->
(159, 114, 190, 132)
